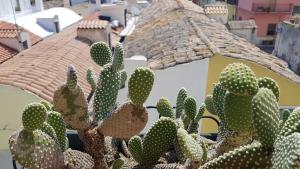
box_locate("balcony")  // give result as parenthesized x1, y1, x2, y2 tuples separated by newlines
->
(252, 3, 293, 14)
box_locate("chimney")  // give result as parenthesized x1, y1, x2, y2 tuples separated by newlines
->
(18, 31, 31, 51)
(36, 15, 60, 33)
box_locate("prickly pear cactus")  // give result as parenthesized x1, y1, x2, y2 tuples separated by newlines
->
(201, 142, 272, 169)
(41, 122, 58, 141)
(177, 128, 203, 162)
(47, 111, 67, 151)
(272, 133, 300, 169)
(279, 108, 300, 137)
(204, 95, 216, 116)
(119, 69, 127, 89)
(128, 136, 143, 164)
(258, 77, 280, 100)
(212, 83, 227, 132)
(219, 63, 258, 96)
(157, 97, 175, 119)
(184, 96, 197, 120)
(112, 158, 125, 169)
(90, 42, 112, 66)
(9, 129, 64, 169)
(176, 88, 188, 118)
(22, 102, 47, 131)
(224, 93, 253, 133)
(128, 67, 154, 107)
(64, 149, 95, 169)
(112, 42, 124, 71)
(86, 67, 97, 91)
(252, 88, 279, 148)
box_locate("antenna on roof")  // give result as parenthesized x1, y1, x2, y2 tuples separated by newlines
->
(9, 0, 21, 42)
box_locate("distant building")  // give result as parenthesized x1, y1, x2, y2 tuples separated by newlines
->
(237, 0, 300, 45)
(0, 0, 43, 19)
(274, 18, 300, 75)
(227, 19, 258, 44)
(204, 2, 228, 24)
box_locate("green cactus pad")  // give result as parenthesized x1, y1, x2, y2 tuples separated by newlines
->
(128, 135, 143, 164)
(252, 88, 279, 148)
(63, 149, 94, 169)
(184, 96, 197, 120)
(272, 133, 300, 169)
(86, 67, 97, 91)
(9, 129, 63, 169)
(176, 88, 188, 118)
(279, 108, 300, 137)
(40, 100, 52, 111)
(128, 67, 154, 106)
(119, 69, 127, 89)
(224, 93, 253, 133)
(157, 97, 175, 119)
(177, 128, 203, 162)
(66, 64, 77, 90)
(47, 111, 67, 151)
(112, 42, 124, 71)
(22, 102, 47, 131)
(112, 158, 125, 169)
(182, 114, 192, 129)
(258, 77, 280, 100)
(187, 104, 205, 134)
(212, 83, 227, 132)
(41, 122, 58, 141)
(201, 142, 272, 169)
(90, 42, 112, 66)
(142, 117, 177, 165)
(204, 95, 216, 115)
(219, 63, 258, 96)
(94, 64, 121, 120)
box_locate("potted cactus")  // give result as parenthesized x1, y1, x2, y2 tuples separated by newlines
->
(8, 42, 300, 169)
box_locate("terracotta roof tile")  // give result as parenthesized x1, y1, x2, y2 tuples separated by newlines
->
(124, 0, 300, 84)
(0, 24, 101, 102)
(77, 20, 109, 29)
(204, 4, 228, 15)
(0, 44, 18, 63)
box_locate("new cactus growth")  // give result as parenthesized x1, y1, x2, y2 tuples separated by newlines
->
(184, 96, 197, 120)
(279, 108, 300, 137)
(258, 77, 280, 100)
(157, 97, 175, 119)
(22, 102, 47, 131)
(86, 67, 97, 91)
(112, 158, 125, 169)
(128, 67, 154, 107)
(67, 64, 78, 90)
(47, 111, 67, 151)
(219, 63, 258, 96)
(187, 104, 205, 134)
(204, 95, 216, 115)
(41, 122, 58, 142)
(176, 88, 188, 118)
(112, 42, 124, 71)
(119, 69, 127, 89)
(90, 42, 112, 66)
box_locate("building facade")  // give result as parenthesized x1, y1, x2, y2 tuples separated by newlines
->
(237, 0, 300, 44)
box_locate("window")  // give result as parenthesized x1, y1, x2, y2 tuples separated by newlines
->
(267, 24, 276, 36)
(293, 6, 300, 15)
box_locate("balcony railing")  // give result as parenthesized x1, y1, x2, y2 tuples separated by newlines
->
(252, 3, 293, 13)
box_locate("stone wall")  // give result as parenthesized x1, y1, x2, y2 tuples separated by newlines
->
(274, 21, 300, 75)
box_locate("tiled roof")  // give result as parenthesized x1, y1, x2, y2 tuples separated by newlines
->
(0, 24, 101, 102)
(77, 20, 109, 29)
(0, 44, 18, 64)
(227, 20, 257, 29)
(124, 0, 300, 84)
(0, 21, 42, 45)
(204, 3, 228, 15)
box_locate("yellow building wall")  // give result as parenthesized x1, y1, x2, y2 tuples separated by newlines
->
(0, 85, 43, 150)
(201, 54, 300, 133)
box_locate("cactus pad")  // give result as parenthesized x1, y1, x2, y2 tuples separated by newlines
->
(184, 96, 197, 120)
(279, 108, 300, 137)
(40, 100, 52, 111)
(201, 142, 272, 169)
(157, 97, 175, 119)
(204, 95, 216, 115)
(142, 117, 177, 165)
(47, 111, 67, 151)
(176, 88, 188, 118)
(224, 93, 253, 133)
(112, 42, 124, 71)
(281, 109, 291, 123)
(119, 69, 127, 89)
(112, 158, 125, 169)
(64, 149, 94, 169)
(90, 42, 112, 66)
(272, 133, 300, 169)
(41, 122, 58, 141)
(94, 64, 121, 120)
(177, 128, 203, 162)
(128, 136, 143, 164)
(219, 63, 258, 96)
(86, 68, 97, 91)
(9, 129, 63, 169)
(67, 64, 77, 90)
(252, 88, 279, 148)
(98, 102, 148, 139)
(128, 67, 154, 106)
(258, 77, 280, 100)
(22, 102, 47, 131)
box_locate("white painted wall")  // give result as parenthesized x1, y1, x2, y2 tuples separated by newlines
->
(118, 57, 210, 133)
(0, 38, 21, 51)
(207, 13, 228, 24)
(230, 28, 258, 44)
(100, 3, 126, 26)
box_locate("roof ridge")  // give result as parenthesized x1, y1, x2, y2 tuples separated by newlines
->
(187, 17, 220, 55)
